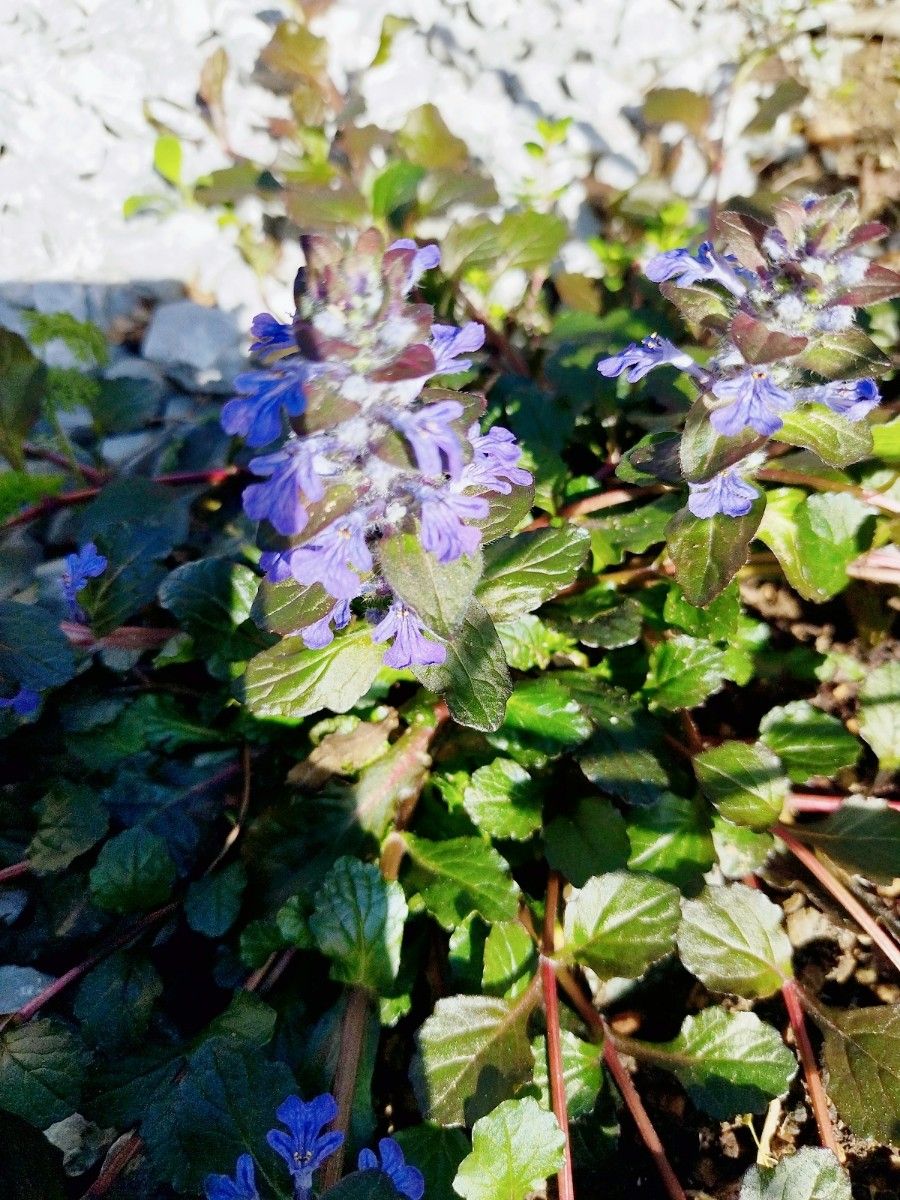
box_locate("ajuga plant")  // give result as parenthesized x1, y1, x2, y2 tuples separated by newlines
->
(1, 180, 900, 1200)
(600, 191, 898, 604)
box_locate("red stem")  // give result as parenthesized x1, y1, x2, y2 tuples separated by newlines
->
(790, 793, 900, 814)
(542, 872, 575, 1200)
(24, 444, 108, 485)
(781, 978, 840, 1156)
(0, 861, 30, 885)
(11, 903, 178, 1024)
(320, 985, 370, 1190)
(775, 823, 900, 974)
(601, 1029, 687, 1200)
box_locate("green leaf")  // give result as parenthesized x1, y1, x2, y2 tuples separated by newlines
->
(662, 580, 741, 642)
(325, 1171, 404, 1200)
(795, 327, 889, 380)
(679, 397, 761, 483)
(28, 783, 108, 872)
(463, 759, 543, 841)
(404, 834, 519, 929)
(758, 700, 859, 782)
(242, 625, 385, 720)
(574, 683, 671, 806)
(694, 740, 790, 829)
(634, 1008, 797, 1118)
(545, 796, 630, 887)
(252, 577, 334, 636)
(142, 1037, 296, 1192)
(775, 405, 873, 467)
(563, 871, 681, 978)
(0, 329, 45, 470)
(659, 282, 731, 331)
(677, 884, 793, 998)
(666, 497, 765, 606)
(153, 134, 183, 185)
(643, 635, 742, 710)
(413, 993, 536, 1125)
(489, 677, 593, 767)
(381, 532, 483, 638)
(740, 1148, 850, 1200)
(626, 793, 715, 890)
(817, 1002, 900, 1145)
(371, 160, 425, 224)
(496, 614, 579, 669)
(443, 212, 567, 276)
(0, 471, 62, 523)
(0, 1019, 88, 1127)
(476, 527, 590, 622)
(616, 432, 684, 486)
(416, 599, 511, 732)
(711, 814, 774, 879)
(73, 951, 162, 1048)
(185, 862, 247, 937)
(309, 856, 407, 992)
(452, 1097, 565, 1200)
(790, 798, 900, 885)
(0, 600, 76, 692)
(532, 1030, 604, 1121)
(158, 558, 259, 656)
(757, 488, 873, 603)
(202, 992, 277, 1048)
(394, 1125, 470, 1200)
(858, 660, 900, 769)
(482, 922, 538, 1000)
(89, 827, 176, 914)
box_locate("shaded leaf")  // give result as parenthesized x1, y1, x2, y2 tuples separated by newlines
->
(817, 1003, 900, 1145)
(404, 834, 519, 929)
(758, 700, 858, 783)
(309, 857, 407, 992)
(666, 497, 765, 607)
(545, 797, 630, 887)
(0, 1019, 88, 1128)
(476, 527, 590, 623)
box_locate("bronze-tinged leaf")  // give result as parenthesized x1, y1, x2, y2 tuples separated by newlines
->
(843, 222, 888, 249)
(715, 210, 767, 273)
(731, 313, 807, 365)
(837, 263, 900, 307)
(371, 344, 436, 383)
(666, 495, 766, 607)
(660, 282, 731, 331)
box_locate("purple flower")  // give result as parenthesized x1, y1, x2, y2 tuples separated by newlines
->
(358, 1138, 425, 1200)
(259, 550, 293, 583)
(418, 486, 488, 563)
(389, 238, 441, 291)
(429, 322, 485, 374)
(462, 424, 532, 494)
(266, 1094, 344, 1198)
(371, 601, 446, 669)
(222, 363, 308, 448)
(62, 541, 108, 620)
(709, 370, 794, 437)
(393, 399, 466, 479)
(645, 241, 750, 298)
(250, 312, 296, 356)
(688, 469, 758, 519)
(301, 600, 351, 649)
(802, 378, 880, 423)
(204, 1154, 259, 1200)
(288, 512, 373, 599)
(598, 333, 700, 382)
(243, 442, 328, 536)
(0, 686, 40, 718)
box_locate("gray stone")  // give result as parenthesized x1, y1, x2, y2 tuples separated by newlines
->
(142, 301, 240, 371)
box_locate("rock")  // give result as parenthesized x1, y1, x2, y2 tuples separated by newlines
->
(141, 300, 243, 392)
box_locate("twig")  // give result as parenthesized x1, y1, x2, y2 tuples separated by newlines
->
(541, 872, 575, 1200)
(774, 823, 900, 974)
(23, 443, 108, 485)
(80, 1133, 145, 1197)
(601, 1024, 687, 1200)
(205, 742, 253, 874)
(524, 486, 662, 531)
(756, 467, 900, 516)
(460, 294, 530, 376)
(781, 977, 841, 1158)
(0, 861, 30, 885)
(320, 986, 370, 1190)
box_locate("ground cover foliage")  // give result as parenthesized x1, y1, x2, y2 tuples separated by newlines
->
(1, 13, 900, 1200)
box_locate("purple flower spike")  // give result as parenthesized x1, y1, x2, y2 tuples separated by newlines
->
(300, 600, 351, 649)
(266, 1094, 344, 1198)
(462, 424, 532, 494)
(371, 601, 446, 669)
(598, 333, 700, 382)
(358, 1138, 425, 1200)
(62, 541, 108, 621)
(394, 399, 466, 479)
(222, 363, 308, 448)
(0, 686, 41, 718)
(389, 238, 441, 291)
(803, 378, 880, 423)
(288, 512, 373, 600)
(204, 1154, 260, 1200)
(418, 486, 488, 563)
(645, 241, 750, 298)
(709, 370, 793, 437)
(688, 469, 758, 519)
(429, 322, 485, 374)
(249, 312, 295, 356)
(243, 442, 328, 536)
